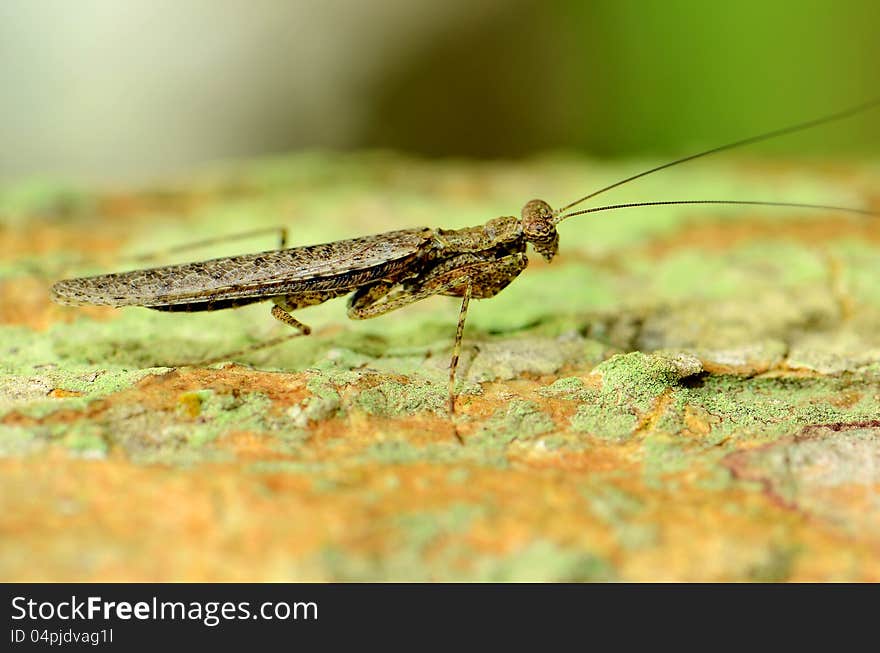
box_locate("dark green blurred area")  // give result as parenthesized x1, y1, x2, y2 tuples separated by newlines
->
(0, 0, 877, 184)
(368, 0, 880, 158)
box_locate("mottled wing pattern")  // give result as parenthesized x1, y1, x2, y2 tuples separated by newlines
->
(51, 228, 433, 307)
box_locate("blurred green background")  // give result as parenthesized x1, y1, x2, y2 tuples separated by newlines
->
(1, 0, 877, 184)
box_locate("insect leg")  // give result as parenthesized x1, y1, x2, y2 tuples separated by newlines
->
(347, 275, 468, 319)
(348, 253, 526, 323)
(345, 281, 396, 317)
(193, 297, 312, 365)
(349, 254, 527, 426)
(449, 279, 473, 416)
(349, 273, 472, 443)
(270, 304, 312, 335)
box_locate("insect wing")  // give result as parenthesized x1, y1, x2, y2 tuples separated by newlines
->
(51, 229, 433, 307)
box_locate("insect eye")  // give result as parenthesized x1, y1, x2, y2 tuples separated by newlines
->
(522, 220, 541, 237)
(522, 216, 555, 241)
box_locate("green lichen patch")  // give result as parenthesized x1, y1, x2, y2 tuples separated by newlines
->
(26, 387, 281, 465)
(539, 376, 590, 399)
(570, 352, 702, 440)
(355, 379, 446, 417)
(673, 375, 880, 443)
(184, 390, 275, 446)
(472, 399, 556, 445)
(286, 367, 463, 430)
(286, 376, 343, 427)
(570, 405, 639, 440)
(0, 368, 163, 420)
(593, 352, 703, 408)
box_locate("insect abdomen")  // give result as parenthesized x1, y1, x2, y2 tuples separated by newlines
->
(146, 296, 270, 312)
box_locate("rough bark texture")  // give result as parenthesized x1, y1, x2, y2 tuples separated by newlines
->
(2, 152, 880, 581)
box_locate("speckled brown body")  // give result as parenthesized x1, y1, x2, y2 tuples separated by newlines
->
(50, 200, 560, 416)
(51, 229, 435, 309)
(51, 202, 560, 312)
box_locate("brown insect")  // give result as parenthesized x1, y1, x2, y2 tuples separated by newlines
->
(51, 100, 879, 427)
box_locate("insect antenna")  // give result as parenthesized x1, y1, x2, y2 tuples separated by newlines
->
(553, 97, 880, 221)
(558, 200, 877, 221)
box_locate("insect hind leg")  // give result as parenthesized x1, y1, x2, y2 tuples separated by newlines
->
(132, 227, 289, 264)
(220, 289, 356, 361)
(185, 298, 312, 366)
(271, 300, 312, 335)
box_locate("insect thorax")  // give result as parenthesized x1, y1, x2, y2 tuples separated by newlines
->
(435, 215, 523, 252)
(521, 199, 559, 261)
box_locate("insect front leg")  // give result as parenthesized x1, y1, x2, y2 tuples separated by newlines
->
(348, 253, 527, 427)
(346, 253, 527, 319)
